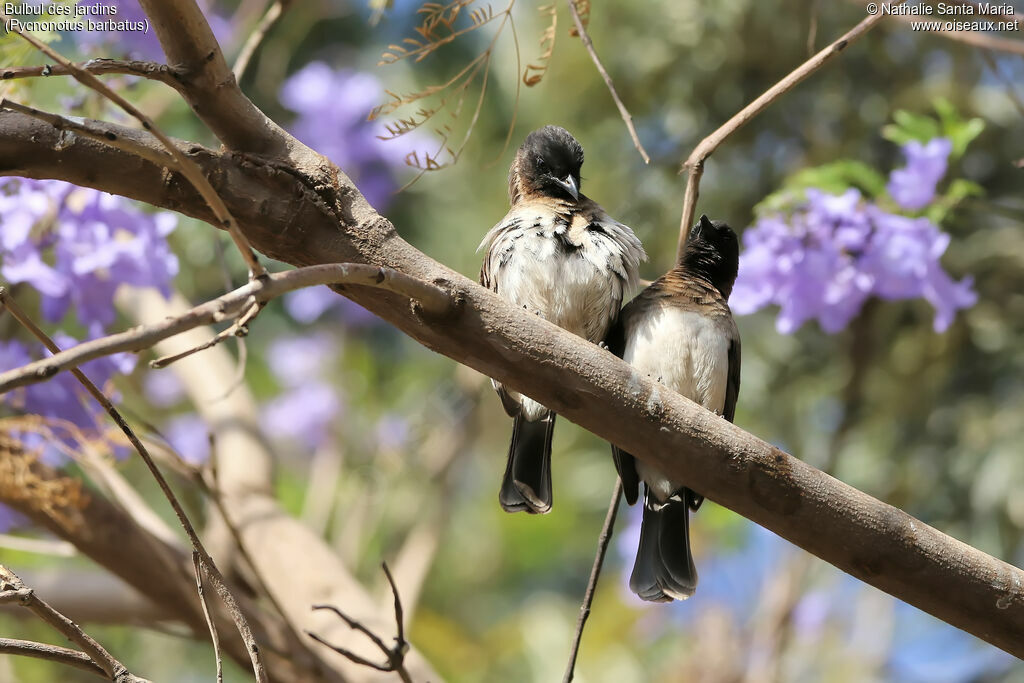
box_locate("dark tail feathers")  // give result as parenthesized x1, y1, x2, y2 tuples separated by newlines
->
(629, 486, 697, 602)
(498, 412, 555, 514)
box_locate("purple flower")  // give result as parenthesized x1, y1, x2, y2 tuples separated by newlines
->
(733, 182, 974, 334)
(280, 62, 429, 209)
(266, 333, 337, 388)
(887, 138, 953, 210)
(262, 382, 343, 449)
(376, 414, 410, 451)
(163, 414, 211, 465)
(282, 286, 381, 327)
(0, 179, 179, 331)
(143, 370, 186, 408)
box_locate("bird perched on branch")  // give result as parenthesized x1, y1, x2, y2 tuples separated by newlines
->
(479, 125, 646, 514)
(607, 214, 740, 601)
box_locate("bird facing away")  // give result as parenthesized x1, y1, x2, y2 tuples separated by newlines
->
(606, 214, 741, 601)
(479, 125, 646, 514)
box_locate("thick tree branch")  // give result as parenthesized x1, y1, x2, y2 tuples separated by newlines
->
(0, 437, 308, 682)
(675, 2, 904, 259)
(3, 50, 1023, 660)
(0, 292, 268, 683)
(0, 21, 266, 278)
(0, 100, 173, 168)
(137, 0, 297, 158)
(118, 290, 442, 682)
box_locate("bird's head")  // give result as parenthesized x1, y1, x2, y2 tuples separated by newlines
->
(682, 215, 740, 299)
(511, 125, 585, 203)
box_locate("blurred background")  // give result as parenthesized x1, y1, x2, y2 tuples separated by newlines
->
(1, 0, 1023, 680)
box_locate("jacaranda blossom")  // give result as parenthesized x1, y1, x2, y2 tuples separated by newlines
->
(731, 186, 975, 334)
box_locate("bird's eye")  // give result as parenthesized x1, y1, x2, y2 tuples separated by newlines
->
(535, 158, 548, 173)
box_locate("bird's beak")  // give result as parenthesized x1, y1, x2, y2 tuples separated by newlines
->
(553, 174, 579, 201)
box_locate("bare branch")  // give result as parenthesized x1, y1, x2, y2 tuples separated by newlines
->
(675, 2, 905, 259)
(0, 638, 107, 679)
(192, 551, 224, 683)
(150, 301, 263, 369)
(0, 58, 185, 92)
(5, 24, 1024, 656)
(234, 0, 294, 82)
(0, 565, 150, 682)
(0, 15, 266, 279)
(0, 264, 450, 394)
(0, 292, 269, 683)
(890, 15, 1024, 56)
(565, 0, 649, 164)
(563, 479, 621, 683)
(136, 0, 295, 157)
(309, 563, 413, 683)
(0, 100, 173, 167)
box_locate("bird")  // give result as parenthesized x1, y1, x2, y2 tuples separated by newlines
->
(606, 214, 740, 601)
(479, 125, 646, 514)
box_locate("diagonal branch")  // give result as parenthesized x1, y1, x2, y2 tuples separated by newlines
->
(308, 563, 413, 683)
(0, 638, 107, 679)
(137, 0, 296, 157)
(0, 264, 451, 394)
(233, 0, 295, 82)
(565, 0, 650, 163)
(563, 478, 622, 683)
(675, 1, 906, 260)
(0, 16, 266, 279)
(0, 292, 269, 683)
(0, 100, 173, 168)
(4, 38, 1024, 658)
(0, 58, 185, 92)
(0, 565, 150, 682)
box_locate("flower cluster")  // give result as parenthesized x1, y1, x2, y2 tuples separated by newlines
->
(280, 62, 422, 210)
(0, 179, 179, 431)
(731, 139, 976, 333)
(261, 332, 345, 449)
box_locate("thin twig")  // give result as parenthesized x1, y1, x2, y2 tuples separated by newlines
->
(308, 562, 413, 683)
(0, 14, 266, 279)
(151, 301, 263, 369)
(980, 49, 1024, 118)
(807, 0, 820, 57)
(0, 58, 185, 92)
(193, 551, 224, 683)
(233, 0, 293, 82)
(0, 565, 150, 682)
(0, 292, 269, 683)
(0, 264, 451, 394)
(885, 10, 1024, 56)
(0, 638, 107, 679)
(562, 478, 622, 683)
(0, 99, 174, 167)
(564, 0, 649, 164)
(675, 0, 906, 259)
(196, 447, 312, 666)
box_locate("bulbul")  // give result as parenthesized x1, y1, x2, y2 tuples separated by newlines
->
(479, 125, 646, 514)
(606, 214, 740, 601)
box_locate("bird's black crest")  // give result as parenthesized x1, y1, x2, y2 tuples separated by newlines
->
(682, 215, 739, 299)
(513, 125, 585, 202)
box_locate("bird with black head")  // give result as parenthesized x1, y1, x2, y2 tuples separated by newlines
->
(479, 125, 646, 514)
(606, 214, 741, 601)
